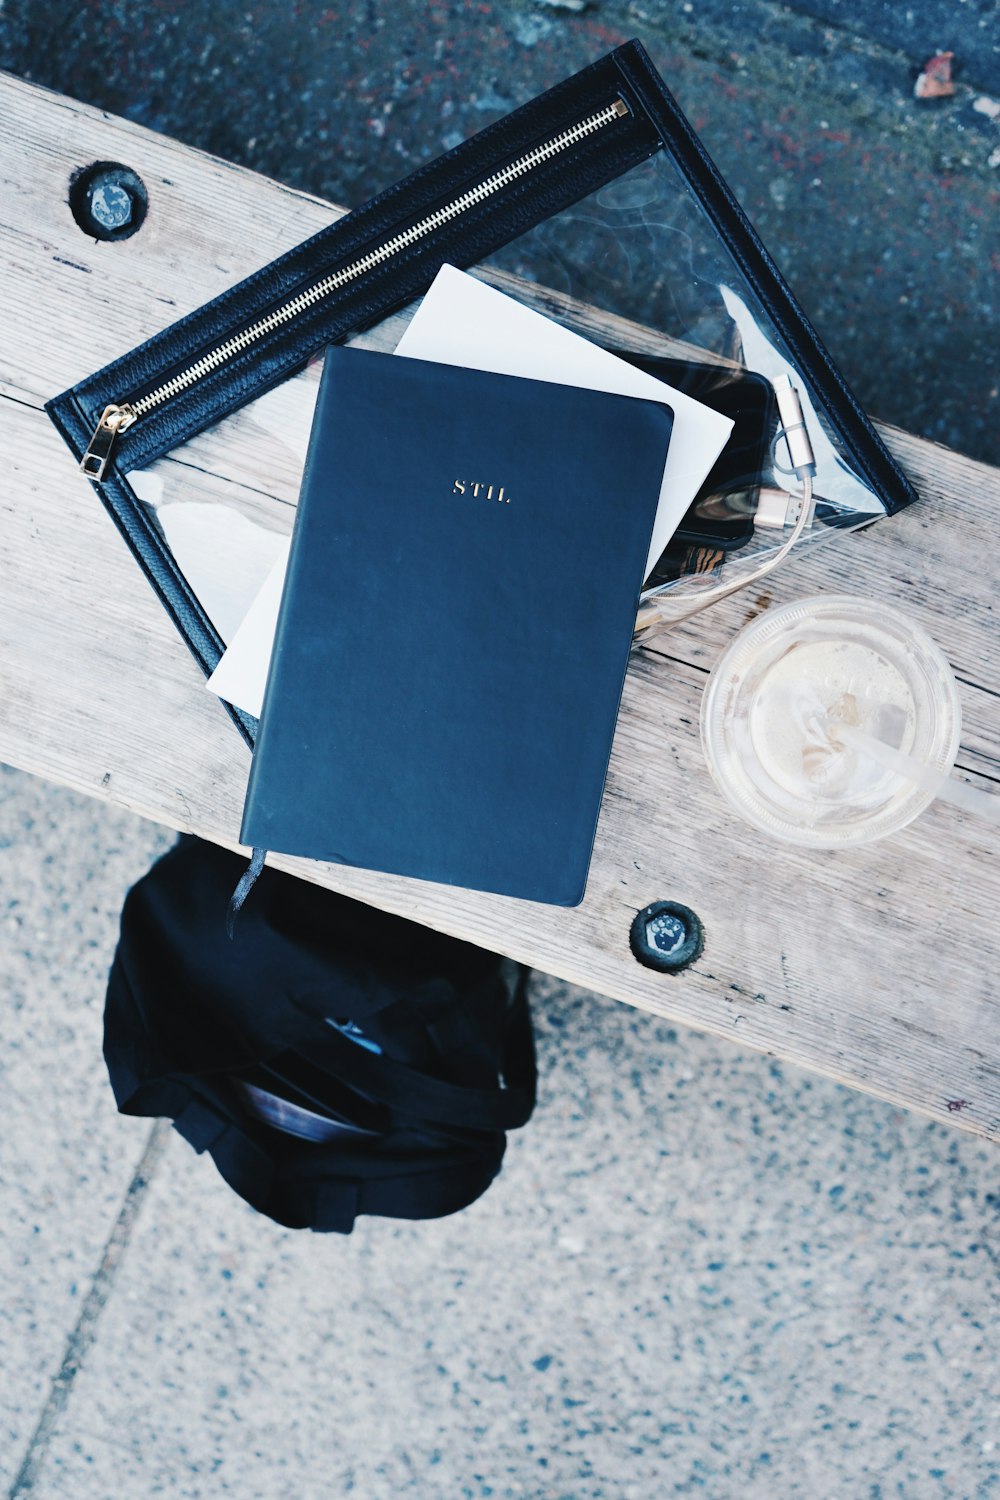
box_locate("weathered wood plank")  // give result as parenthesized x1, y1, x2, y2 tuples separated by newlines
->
(1, 73, 998, 1140)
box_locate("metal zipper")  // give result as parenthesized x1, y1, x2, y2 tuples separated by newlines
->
(81, 96, 631, 481)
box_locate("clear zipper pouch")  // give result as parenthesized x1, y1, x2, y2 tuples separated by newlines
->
(46, 38, 915, 750)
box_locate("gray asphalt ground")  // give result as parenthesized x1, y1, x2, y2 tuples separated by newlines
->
(2, 0, 998, 462)
(2, 2, 1000, 1497)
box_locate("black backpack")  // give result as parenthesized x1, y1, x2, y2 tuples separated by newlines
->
(104, 837, 536, 1232)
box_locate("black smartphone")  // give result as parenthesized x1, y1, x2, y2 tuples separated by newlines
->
(620, 352, 777, 559)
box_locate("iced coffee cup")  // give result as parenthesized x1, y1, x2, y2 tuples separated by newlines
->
(700, 594, 962, 848)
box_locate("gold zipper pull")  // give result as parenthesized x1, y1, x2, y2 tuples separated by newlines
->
(81, 403, 137, 481)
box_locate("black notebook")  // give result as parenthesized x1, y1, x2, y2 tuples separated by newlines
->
(241, 346, 673, 905)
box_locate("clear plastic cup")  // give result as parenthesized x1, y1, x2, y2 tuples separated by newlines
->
(700, 594, 962, 847)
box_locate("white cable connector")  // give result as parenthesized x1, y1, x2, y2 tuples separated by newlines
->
(771, 373, 817, 482)
(755, 486, 812, 530)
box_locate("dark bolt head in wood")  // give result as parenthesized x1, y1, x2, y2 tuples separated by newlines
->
(629, 900, 705, 974)
(69, 161, 148, 241)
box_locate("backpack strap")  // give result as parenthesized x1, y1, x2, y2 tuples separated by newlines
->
(288, 968, 536, 1132)
(403, 971, 507, 1074)
(306, 1148, 505, 1232)
(172, 1094, 280, 1216)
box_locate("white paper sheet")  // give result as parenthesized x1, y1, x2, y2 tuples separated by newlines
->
(156, 501, 288, 645)
(396, 266, 733, 575)
(202, 537, 291, 714)
(207, 264, 733, 717)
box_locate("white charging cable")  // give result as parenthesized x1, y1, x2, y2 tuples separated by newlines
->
(636, 373, 817, 631)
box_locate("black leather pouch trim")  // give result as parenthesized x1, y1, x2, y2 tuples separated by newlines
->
(47, 39, 915, 750)
(613, 43, 916, 518)
(49, 48, 655, 474)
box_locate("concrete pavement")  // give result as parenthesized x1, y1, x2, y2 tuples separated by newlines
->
(2, 765, 999, 1496)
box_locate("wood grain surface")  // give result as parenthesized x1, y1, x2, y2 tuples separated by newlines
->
(1, 73, 997, 1139)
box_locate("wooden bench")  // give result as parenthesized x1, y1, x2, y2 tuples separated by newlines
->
(2, 72, 998, 1140)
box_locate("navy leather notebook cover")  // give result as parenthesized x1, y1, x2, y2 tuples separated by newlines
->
(241, 345, 673, 905)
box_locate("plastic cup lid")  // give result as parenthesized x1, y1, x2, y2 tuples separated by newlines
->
(700, 594, 962, 848)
